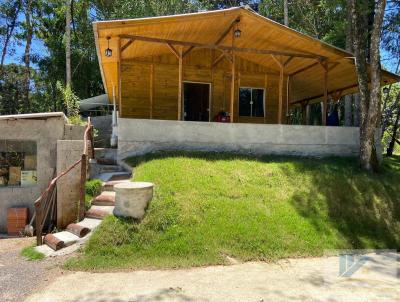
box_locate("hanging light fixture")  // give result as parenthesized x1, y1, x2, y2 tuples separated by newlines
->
(234, 19, 241, 38)
(234, 28, 242, 38)
(105, 36, 112, 57)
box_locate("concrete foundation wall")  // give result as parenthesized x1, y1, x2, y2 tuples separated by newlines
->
(0, 116, 66, 233)
(118, 119, 361, 160)
(56, 140, 84, 228)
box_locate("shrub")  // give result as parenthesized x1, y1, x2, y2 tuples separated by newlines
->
(85, 179, 102, 197)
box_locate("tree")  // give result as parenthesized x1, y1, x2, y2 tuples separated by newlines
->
(22, 0, 33, 113)
(65, 0, 71, 87)
(283, 0, 289, 26)
(350, 0, 387, 171)
(386, 93, 400, 156)
(344, 2, 353, 126)
(0, 0, 21, 74)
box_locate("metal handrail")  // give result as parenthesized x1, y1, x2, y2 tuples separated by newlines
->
(34, 118, 93, 245)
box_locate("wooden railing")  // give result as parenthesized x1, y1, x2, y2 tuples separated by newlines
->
(34, 118, 94, 245)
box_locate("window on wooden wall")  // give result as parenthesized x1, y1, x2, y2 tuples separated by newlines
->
(239, 88, 265, 117)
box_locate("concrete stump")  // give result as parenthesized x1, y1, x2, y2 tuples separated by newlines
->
(113, 182, 154, 219)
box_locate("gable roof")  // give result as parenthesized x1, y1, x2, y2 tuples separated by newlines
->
(93, 6, 399, 104)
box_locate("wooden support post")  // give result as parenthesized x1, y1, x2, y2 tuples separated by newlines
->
(35, 202, 42, 245)
(79, 154, 87, 221)
(149, 64, 154, 119)
(306, 104, 311, 125)
(320, 60, 328, 125)
(117, 37, 122, 118)
(271, 55, 284, 124)
(210, 50, 214, 122)
(264, 74, 268, 124)
(237, 71, 241, 121)
(178, 47, 183, 120)
(286, 75, 291, 123)
(230, 52, 235, 123)
(278, 66, 284, 124)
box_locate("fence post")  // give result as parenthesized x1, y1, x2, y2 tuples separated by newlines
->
(79, 154, 87, 221)
(35, 201, 42, 245)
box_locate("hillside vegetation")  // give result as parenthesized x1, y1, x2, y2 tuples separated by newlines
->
(66, 152, 400, 270)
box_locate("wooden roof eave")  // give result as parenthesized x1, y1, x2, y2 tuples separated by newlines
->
(93, 22, 108, 95)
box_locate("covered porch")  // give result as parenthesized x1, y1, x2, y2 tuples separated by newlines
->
(93, 7, 398, 127)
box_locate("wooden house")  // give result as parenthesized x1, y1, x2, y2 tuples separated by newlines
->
(93, 6, 398, 126)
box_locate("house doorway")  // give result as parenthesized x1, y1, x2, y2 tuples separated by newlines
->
(183, 82, 210, 122)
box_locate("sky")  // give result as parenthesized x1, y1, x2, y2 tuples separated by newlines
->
(4, 4, 400, 74)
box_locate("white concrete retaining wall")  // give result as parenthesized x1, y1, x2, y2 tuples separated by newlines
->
(118, 119, 361, 160)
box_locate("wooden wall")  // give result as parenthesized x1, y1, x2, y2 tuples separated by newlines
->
(120, 49, 288, 124)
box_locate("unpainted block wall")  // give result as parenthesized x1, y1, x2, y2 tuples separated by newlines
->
(118, 119, 362, 160)
(0, 117, 66, 233)
(0, 115, 86, 233)
(56, 140, 84, 229)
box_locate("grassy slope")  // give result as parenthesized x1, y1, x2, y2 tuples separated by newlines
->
(66, 153, 400, 270)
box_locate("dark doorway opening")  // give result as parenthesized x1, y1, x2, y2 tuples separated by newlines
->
(183, 82, 210, 122)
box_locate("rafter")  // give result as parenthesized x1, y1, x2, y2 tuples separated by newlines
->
(119, 34, 325, 60)
(271, 55, 283, 68)
(182, 46, 195, 58)
(284, 56, 294, 67)
(289, 61, 319, 76)
(291, 83, 358, 105)
(214, 17, 240, 45)
(166, 42, 180, 59)
(121, 39, 134, 53)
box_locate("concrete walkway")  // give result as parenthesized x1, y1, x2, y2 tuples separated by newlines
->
(24, 254, 399, 302)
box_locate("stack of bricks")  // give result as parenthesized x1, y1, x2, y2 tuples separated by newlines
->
(7, 208, 28, 236)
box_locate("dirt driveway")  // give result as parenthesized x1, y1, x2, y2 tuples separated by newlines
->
(24, 253, 399, 302)
(0, 237, 61, 302)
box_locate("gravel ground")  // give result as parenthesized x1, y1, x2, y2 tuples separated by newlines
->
(0, 236, 62, 302)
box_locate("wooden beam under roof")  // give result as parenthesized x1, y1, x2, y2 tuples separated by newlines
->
(291, 83, 359, 105)
(121, 39, 134, 53)
(214, 17, 240, 45)
(119, 34, 326, 60)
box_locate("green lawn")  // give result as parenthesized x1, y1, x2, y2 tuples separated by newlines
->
(66, 152, 400, 270)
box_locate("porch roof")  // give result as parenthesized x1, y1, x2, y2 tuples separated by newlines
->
(93, 6, 399, 104)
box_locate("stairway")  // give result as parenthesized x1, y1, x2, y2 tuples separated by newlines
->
(35, 148, 131, 256)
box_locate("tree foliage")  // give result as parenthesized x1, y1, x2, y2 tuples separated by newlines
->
(0, 0, 398, 156)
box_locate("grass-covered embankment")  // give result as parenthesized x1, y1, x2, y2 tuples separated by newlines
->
(66, 152, 400, 270)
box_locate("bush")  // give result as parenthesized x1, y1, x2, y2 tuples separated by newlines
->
(85, 179, 102, 197)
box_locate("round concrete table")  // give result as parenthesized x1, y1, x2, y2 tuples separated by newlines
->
(113, 182, 154, 219)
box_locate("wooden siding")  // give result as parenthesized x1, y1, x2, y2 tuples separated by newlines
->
(121, 49, 288, 124)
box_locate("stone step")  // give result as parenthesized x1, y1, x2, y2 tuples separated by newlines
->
(92, 191, 115, 206)
(52, 231, 80, 247)
(76, 217, 103, 229)
(97, 164, 123, 173)
(66, 223, 91, 238)
(95, 158, 117, 165)
(44, 234, 64, 251)
(102, 179, 131, 191)
(96, 172, 131, 182)
(85, 205, 114, 219)
(94, 148, 117, 161)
